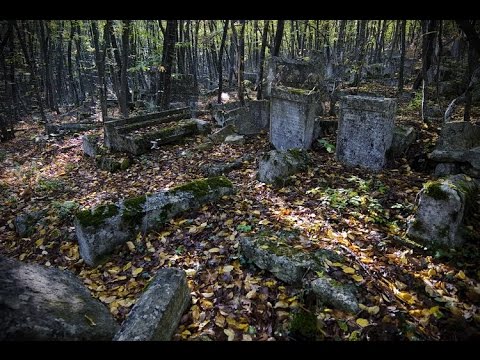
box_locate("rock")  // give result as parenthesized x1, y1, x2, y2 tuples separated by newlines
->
(114, 268, 190, 341)
(270, 86, 320, 150)
(406, 174, 479, 247)
(311, 276, 359, 313)
(390, 125, 416, 157)
(201, 156, 250, 177)
(82, 135, 102, 157)
(0, 255, 119, 340)
(15, 210, 46, 237)
(95, 155, 131, 173)
(435, 121, 480, 151)
(196, 141, 214, 151)
(208, 124, 236, 144)
(336, 95, 396, 171)
(224, 134, 245, 145)
(239, 236, 339, 286)
(75, 176, 235, 266)
(434, 163, 460, 177)
(258, 149, 309, 186)
(192, 118, 212, 135)
(429, 147, 480, 172)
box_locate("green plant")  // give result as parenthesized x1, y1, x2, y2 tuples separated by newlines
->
(36, 178, 64, 193)
(317, 138, 336, 153)
(53, 200, 80, 219)
(236, 223, 252, 232)
(407, 91, 422, 111)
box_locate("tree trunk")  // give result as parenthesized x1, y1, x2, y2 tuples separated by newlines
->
(257, 20, 269, 100)
(67, 22, 79, 105)
(420, 20, 437, 121)
(91, 21, 107, 122)
(398, 20, 407, 93)
(119, 20, 130, 118)
(237, 20, 246, 105)
(272, 20, 284, 57)
(161, 20, 177, 110)
(217, 20, 229, 104)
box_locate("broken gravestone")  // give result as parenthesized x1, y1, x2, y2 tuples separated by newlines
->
(82, 135, 131, 173)
(239, 237, 359, 313)
(224, 134, 245, 145)
(336, 95, 396, 171)
(270, 86, 320, 150)
(208, 124, 236, 144)
(200, 155, 252, 177)
(258, 149, 310, 186)
(0, 255, 119, 340)
(406, 174, 479, 247)
(75, 176, 235, 266)
(389, 125, 417, 158)
(114, 268, 190, 341)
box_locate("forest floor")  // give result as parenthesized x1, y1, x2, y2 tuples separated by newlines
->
(1, 82, 480, 341)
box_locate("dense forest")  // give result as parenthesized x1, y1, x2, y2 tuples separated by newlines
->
(1, 20, 480, 341)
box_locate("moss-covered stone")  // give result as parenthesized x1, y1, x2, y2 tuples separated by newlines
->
(172, 176, 233, 198)
(122, 195, 147, 227)
(120, 158, 131, 170)
(424, 181, 449, 201)
(76, 204, 119, 228)
(289, 309, 320, 340)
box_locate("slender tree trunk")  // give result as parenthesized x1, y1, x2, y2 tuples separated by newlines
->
(75, 22, 85, 101)
(257, 20, 269, 100)
(161, 20, 177, 109)
(421, 20, 437, 121)
(398, 20, 407, 93)
(237, 20, 246, 105)
(217, 20, 229, 104)
(91, 21, 107, 122)
(272, 20, 284, 57)
(119, 20, 130, 117)
(67, 21, 79, 105)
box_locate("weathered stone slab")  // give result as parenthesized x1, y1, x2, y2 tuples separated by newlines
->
(200, 155, 252, 177)
(0, 255, 119, 340)
(46, 122, 102, 134)
(390, 125, 417, 157)
(435, 121, 480, 151)
(258, 149, 309, 186)
(224, 134, 245, 145)
(114, 268, 190, 341)
(429, 147, 480, 171)
(82, 135, 103, 158)
(270, 86, 320, 150)
(75, 176, 235, 266)
(208, 124, 236, 144)
(336, 95, 396, 171)
(311, 276, 359, 313)
(406, 174, 479, 247)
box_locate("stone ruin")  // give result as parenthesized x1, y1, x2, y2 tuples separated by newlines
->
(336, 95, 396, 171)
(82, 135, 131, 173)
(104, 107, 210, 155)
(75, 176, 234, 266)
(211, 100, 270, 135)
(429, 121, 480, 178)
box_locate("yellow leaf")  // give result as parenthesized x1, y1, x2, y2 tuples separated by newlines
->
(202, 292, 214, 298)
(258, 219, 271, 225)
(252, 210, 261, 216)
(215, 314, 226, 327)
(427, 268, 436, 277)
(456, 271, 466, 280)
(126, 241, 135, 251)
(200, 299, 213, 309)
(181, 329, 191, 339)
(225, 219, 234, 226)
(132, 267, 143, 277)
(396, 291, 416, 305)
(242, 334, 253, 341)
(208, 247, 221, 253)
(356, 318, 369, 327)
(107, 267, 121, 275)
(264, 280, 276, 287)
(35, 239, 44, 247)
(185, 269, 196, 276)
(246, 289, 257, 299)
(123, 262, 132, 271)
(360, 257, 374, 264)
(342, 266, 355, 274)
(19, 253, 26, 261)
(188, 226, 198, 234)
(367, 305, 380, 315)
(223, 265, 234, 273)
(274, 301, 289, 309)
(331, 262, 343, 267)
(224, 328, 235, 341)
(352, 274, 364, 282)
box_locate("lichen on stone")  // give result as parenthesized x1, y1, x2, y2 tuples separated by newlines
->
(424, 181, 449, 201)
(172, 176, 232, 198)
(122, 195, 147, 227)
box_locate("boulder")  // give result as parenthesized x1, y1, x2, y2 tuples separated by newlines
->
(311, 276, 359, 313)
(406, 174, 479, 247)
(0, 255, 119, 340)
(435, 121, 480, 151)
(258, 149, 309, 186)
(224, 134, 245, 145)
(75, 176, 235, 266)
(390, 125, 417, 157)
(114, 268, 190, 341)
(82, 135, 103, 158)
(201, 155, 251, 177)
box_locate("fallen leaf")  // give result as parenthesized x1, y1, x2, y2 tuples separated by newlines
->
(223, 265, 234, 273)
(224, 328, 235, 341)
(456, 271, 466, 280)
(132, 267, 143, 277)
(352, 275, 364, 282)
(126, 241, 135, 251)
(274, 301, 289, 309)
(185, 269, 196, 276)
(215, 314, 226, 327)
(342, 266, 355, 274)
(208, 247, 221, 253)
(246, 289, 257, 299)
(356, 318, 369, 327)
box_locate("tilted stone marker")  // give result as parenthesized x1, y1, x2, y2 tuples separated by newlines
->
(75, 176, 235, 266)
(114, 268, 190, 341)
(336, 95, 396, 171)
(406, 174, 479, 247)
(0, 255, 119, 340)
(270, 86, 320, 150)
(258, 149, 310, 186)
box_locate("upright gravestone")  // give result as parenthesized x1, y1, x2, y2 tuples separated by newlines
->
(270, 86, 320, 150)
(336, 95, 396, 171)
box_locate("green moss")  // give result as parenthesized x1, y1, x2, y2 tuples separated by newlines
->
(120, 158, 131, 170)
(289, 309, 319, 340)
(77, 204, 119, 228)
(172, 176, 232, 198)
(283, 86, 311, 95)
(122, 195, 146, 227)
(424, 181, 449, 201)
